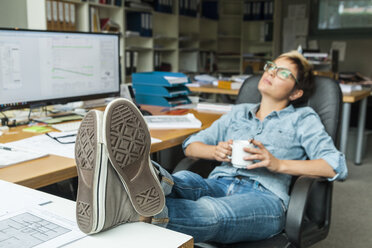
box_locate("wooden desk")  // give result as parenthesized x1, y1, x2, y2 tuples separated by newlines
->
(188, 84, 372, 165)
(0, 107, 222, 189)
(188, 85, 239, 96)
(340, 90, 371, 165)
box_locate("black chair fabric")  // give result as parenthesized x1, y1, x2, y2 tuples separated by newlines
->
(176, 75, 343, 248)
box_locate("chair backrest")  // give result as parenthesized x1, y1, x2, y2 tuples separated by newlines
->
(236, 75, 343, 143)
(236, 75, 342, 246)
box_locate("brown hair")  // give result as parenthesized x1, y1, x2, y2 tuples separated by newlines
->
(277, 50, 314, 105)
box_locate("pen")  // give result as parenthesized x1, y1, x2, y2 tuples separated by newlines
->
(0, 145, 13, 151)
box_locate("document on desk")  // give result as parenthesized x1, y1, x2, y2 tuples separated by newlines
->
(0, 207, 85, 248)
(196, 102, 233, 112)
(0, 180, 86, 248)
(0, 144, 49, 168)
(6, 132, 76, 159)
(144, 113, 202, 129)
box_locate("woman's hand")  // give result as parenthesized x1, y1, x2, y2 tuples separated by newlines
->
(213, 139, 233, 162)
(244, 139, 282, 172)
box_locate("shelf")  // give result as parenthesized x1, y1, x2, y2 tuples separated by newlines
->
(243, 19, 273, 23)
(218, 69, 241, 73)
(219, 14, 241, 19)
(218, 35, 241, 39)
(179, 48, 199, 52)
(154, 48, 176, 52)
(0, 0, 280, 81)
(154, 36, 177, 41)
(126, 46, 153, 52)
(125, 6, 153, 13)
(89, 2, 121, 9)
(217, 54, 241, 59)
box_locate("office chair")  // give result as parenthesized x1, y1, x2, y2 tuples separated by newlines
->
(173, 75, 343, 248)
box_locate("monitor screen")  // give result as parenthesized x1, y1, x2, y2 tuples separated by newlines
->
(0, 29, 120, 109)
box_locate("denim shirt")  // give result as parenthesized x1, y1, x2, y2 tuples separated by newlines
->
(182, 103, 348, 207)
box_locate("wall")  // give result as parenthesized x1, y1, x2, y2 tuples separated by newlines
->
(0, 0, 28, 29)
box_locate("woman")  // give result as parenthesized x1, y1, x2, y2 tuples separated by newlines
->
(75, 51, 347, 243)
(155, 50, 347, 243)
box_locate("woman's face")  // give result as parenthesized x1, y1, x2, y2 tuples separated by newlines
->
(258, 57, 300, 102)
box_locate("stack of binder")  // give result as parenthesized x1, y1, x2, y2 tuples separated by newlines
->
(179, 0, 198, 17)
(201, 0, 218, 20)
(46, 0, 76, 31)
(126, 12, 153, 37)
(243, 0, 274, 21)
(132, 72, 191, 107)
(154, 0, 173, 14)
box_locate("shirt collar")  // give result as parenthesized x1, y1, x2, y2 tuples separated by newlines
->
(247, 103, 295, 119)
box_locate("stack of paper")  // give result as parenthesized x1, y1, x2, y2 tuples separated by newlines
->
(0, 144, 48, 168)
(144, 113, 202, 129)
(339, 84, 362, 93)
(196, 103, 233, 112)
(164, 76, 189, 84)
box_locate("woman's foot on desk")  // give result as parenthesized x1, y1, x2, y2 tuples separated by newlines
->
(75, 109, 142, 234)
(103, 98, 165, 217)
(75, 98, 165, 234)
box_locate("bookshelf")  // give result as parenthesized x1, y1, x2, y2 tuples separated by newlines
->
(241, 0, 281, 74)
(217, 0, 242, 74)
(0, 0, 281, 82)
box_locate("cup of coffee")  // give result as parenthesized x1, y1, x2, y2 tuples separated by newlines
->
(228, 140, 254, 168)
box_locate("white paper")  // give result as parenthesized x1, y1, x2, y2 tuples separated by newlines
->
(0, 208, 85, 248)
(164, 76, 189, 84)
(151, 137, 162, 144)
(0, 143, 49, 168)
(7, 134, 75, 159)
(0, 180, 49, 217)
(144, 113, 202, 129)
(196, 103, 233, 113)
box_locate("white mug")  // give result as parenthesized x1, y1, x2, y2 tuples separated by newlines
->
(228, 140, 254, 168)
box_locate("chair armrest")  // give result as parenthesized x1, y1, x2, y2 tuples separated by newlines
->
(285, 176, 317, 247)
(173, 157, 201, 173)
(172, 157, 218, 178)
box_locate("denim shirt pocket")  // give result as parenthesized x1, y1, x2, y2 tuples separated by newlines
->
(266, 128, 296, 149)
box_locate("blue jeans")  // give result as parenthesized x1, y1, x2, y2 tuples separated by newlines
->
(157, 169, 286, 244)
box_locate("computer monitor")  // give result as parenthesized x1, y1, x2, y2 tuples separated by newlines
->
(0, 28, 120, 110)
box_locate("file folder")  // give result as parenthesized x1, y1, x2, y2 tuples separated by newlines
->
(52, 0, 58, 30)
(46, 0, 53, 30)
(70, 3, 76, 31)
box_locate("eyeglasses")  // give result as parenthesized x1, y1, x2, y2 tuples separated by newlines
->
(263, 61, 299, 84)
(45, 132, 76, 144)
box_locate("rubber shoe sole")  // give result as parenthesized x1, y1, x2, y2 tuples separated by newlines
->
(103, 98, 165, 217)
(75, 110, 106, 234)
